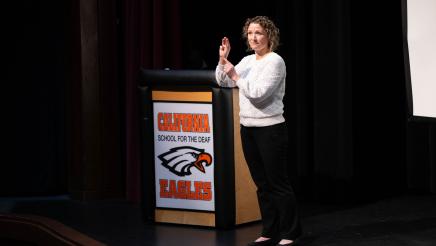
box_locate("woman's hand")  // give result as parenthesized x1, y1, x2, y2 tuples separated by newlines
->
(223, 61, 240, 82)
(219, 37, 231, 64)
(218, 37, 239, 82)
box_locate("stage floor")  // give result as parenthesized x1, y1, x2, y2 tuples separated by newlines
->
(1, 193, 436, 246)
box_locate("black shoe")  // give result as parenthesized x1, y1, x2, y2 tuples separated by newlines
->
(247, 239, 276, 246)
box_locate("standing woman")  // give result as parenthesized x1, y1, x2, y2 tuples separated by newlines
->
(215, 16, 302, 246)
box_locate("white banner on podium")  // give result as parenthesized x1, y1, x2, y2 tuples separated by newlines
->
(153, 102, 215, 211)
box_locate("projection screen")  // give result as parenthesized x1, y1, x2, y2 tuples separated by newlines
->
(403, 0, 436, 120)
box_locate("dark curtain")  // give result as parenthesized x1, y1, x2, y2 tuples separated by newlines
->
(407, 123, 436, 193)
(295, 0, 356, 202)
(122, 0, 182, 202)
(288, 0, 435, 202)
(297, 0, 435, 201)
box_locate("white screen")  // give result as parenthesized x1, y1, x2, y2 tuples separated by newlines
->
(407, 0, 436, 118)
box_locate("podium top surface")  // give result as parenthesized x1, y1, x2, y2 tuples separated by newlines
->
(140, 69, 218, 87)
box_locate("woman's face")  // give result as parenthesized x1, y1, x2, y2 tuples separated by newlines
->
(247, 23, 269, 53)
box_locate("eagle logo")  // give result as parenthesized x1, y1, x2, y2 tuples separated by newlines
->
(158, 146, 213, 176)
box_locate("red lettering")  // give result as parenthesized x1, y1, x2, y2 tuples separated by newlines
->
(202, 182, 212, 201)
(157, 112, 210, 133)
(159, 179, 169, 198)
(158, 179, 213, 201)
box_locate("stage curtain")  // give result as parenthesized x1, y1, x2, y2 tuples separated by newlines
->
(122, 0, 182, 202)
(290, 0, 436, 202)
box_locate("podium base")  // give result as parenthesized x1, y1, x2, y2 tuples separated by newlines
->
(155, 209, 215, 227)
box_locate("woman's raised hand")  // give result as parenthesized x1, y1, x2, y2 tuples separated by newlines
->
(219, 37, 231, 64)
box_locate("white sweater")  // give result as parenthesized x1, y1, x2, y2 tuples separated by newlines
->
(215, 52, 286, 127)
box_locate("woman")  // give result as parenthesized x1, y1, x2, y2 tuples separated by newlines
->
(215, 16, 302, 246)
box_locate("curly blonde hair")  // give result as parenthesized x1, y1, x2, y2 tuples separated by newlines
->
(242, 16, 280, 52)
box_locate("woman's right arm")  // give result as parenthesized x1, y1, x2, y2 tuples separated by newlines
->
(215, 37, 237, 87)
(215, 64, 237, 87)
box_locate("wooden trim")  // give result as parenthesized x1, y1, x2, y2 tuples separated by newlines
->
(152, 91, 212, 102)
(155, 209, 215, 227)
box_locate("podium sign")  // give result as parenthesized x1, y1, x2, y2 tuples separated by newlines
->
(153, 101, 215, 211)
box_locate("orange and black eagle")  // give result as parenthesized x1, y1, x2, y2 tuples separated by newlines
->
(158, 146, 213, 176)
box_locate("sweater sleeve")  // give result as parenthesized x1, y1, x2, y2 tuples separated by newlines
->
(215, 64, 237, 88)
(236, 56, 285, 105)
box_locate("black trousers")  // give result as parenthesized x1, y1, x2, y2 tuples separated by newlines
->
(241, 122, 301, 240)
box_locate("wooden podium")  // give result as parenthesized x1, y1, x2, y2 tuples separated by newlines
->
(139, 69, 260, 228)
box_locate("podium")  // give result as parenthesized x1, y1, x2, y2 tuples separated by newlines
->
(139, 69, 260, 229)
